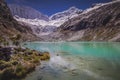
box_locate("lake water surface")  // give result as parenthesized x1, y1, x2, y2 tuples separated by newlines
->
(24, 42, 120, 80)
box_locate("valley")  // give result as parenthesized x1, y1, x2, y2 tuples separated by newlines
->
(8, 0, 120, 42)
(0, 0, 120, 80)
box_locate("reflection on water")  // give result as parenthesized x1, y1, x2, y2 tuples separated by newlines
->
(24, 42, 120, 80)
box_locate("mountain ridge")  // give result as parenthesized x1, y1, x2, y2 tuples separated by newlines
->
(8, 5, 82, 37)
(55, 0, 120, 41)
(7, 0, 120, 42)
(8, 4, 49, 21)
(0, 0, 40, 41)
(49, 6, 82, 20)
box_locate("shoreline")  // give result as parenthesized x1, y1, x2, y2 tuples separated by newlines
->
(0, 46, 50, 80)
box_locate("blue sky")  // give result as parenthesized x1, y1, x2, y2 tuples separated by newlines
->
(5, 0, 111, 16)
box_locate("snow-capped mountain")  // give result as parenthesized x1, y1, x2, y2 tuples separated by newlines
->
(9, 5, 82, 36)
(0, 0, 39, 41)
(55, 0, 120, 41)
(8, 4, 49, 21)
(7, 0, 120, 41)
(11, 6, 82, 27)
(14, 15, 57, 36)
(50, 6, 82, 20)
(48, 7, 83, 27)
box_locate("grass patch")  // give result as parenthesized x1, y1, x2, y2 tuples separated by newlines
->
(0, 47, 50, 80)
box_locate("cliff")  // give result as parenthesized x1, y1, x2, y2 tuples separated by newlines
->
(0, 0, 39, 41)
(56, 1, 120, 41)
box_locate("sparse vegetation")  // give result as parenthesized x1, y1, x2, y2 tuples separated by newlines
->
(0, 34, 50, 80)
(10, 34, 22, 47)
(0, 46, 50, 80)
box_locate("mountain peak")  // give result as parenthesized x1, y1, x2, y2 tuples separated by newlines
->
(50, 6, 83, 20)
(69, 6, 78, 10)
(8, 4, 49, 21)
(68, 6, 81, 11)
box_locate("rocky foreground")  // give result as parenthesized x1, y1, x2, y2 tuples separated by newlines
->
(0, 0, 50, 80)
(0, 46, 50, 80)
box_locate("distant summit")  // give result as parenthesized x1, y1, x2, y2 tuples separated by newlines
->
(8, 1, 120, 42)
(50, 6, 83, 20)
(0, 0, 38, 41)
(8, 5, 83, 37)
(8, 4, 49, 21)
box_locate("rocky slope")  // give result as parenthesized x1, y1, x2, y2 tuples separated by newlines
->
(7, 1, 120, 42)
(52, 0, 120, 42)
(8, 4, 49, 21)
(0, 1, 50, 80)
(0, 0, 39, 41)
(9, 6, 82, 37)
(50, 6, 82, 20)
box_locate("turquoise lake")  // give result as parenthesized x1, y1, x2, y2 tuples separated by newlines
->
(24, 42, 120, 80)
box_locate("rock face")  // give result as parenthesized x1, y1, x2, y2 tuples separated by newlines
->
(0, 0, 39, 41)
(0, 46, 50, 80)
(8, 4, 49, 21)
(55, 0, 120, 41)
(50, 6, 82, 20)
(6, 1, 120, 42)
(9, 6, 82, 37)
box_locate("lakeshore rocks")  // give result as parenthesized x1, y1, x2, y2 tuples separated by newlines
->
(0, 47, 12, 61)
(0, 47, 50, 80)
(40, 52, 50, 60)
